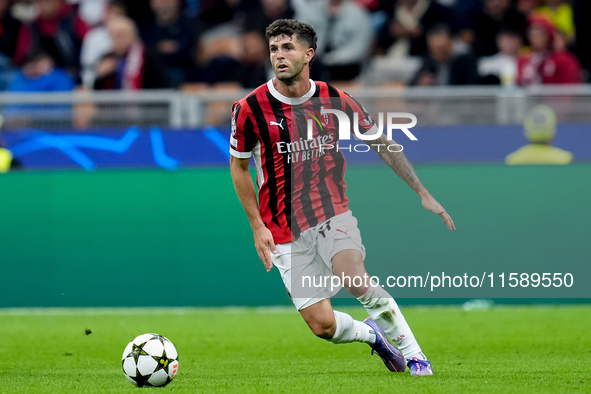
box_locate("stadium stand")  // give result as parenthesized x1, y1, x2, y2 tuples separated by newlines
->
(0, 0, 585, 90)
(0, 0, 588, 170)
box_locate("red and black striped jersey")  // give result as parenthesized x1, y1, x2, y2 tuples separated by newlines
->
(230, 79, 376, 244)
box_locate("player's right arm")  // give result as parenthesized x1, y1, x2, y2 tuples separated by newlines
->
(230, 156, 277, 272)
(229, 101, 277, 271)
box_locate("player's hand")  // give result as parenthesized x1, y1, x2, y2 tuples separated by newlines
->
(253, 225, 277, 272)
(419, 190, 456, 231)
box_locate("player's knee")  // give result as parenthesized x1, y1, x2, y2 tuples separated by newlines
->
(307, 317, 336, 339)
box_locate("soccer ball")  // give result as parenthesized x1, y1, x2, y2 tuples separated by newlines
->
(121, 333, 179, 387)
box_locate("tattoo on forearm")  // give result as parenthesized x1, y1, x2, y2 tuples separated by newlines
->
(371, 138, 425, 194)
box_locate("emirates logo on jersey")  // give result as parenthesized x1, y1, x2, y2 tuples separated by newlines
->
(276, 134, 335, 164)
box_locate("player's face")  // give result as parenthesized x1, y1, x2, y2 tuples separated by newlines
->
(269, 34, 313, 83)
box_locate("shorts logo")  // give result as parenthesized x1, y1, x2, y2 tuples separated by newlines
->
(318, 220, 332, 238)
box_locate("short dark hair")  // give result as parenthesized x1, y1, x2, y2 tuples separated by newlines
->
(265, 19, 317, 53)
(108, 0, 128, 13)
(426, 23, 452, 39)
(22, 48, 52, 65)
(498, 22, 525, 41)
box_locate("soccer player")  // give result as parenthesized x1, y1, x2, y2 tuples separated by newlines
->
(229, 19, 455, 376)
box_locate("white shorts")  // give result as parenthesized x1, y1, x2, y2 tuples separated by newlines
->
(271, 210, 366, 311)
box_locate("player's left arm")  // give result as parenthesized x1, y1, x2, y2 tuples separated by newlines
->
(343, 92, 455, 230)
(367, 133, 456, 231)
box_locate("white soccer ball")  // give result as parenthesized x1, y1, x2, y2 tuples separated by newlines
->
(122, 333, 179, 387)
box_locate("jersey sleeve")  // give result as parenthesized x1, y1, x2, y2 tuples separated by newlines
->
(229, 101, 257, 159)
(342, 92, 379, 137)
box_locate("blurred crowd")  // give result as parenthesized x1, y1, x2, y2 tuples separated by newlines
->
(0, 0, 588, 93)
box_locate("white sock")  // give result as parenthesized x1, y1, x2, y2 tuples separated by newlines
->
(328, 310, 376, 344)
(357, 285, 426, 360)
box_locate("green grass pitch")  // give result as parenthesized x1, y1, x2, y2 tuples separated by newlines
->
(0, 305, 590, 393)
